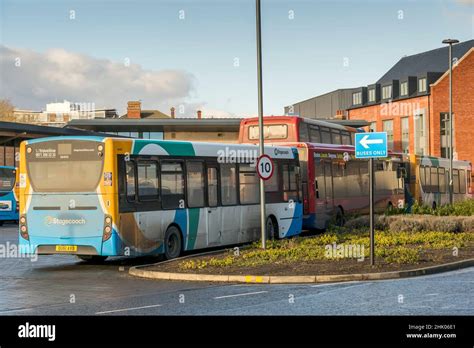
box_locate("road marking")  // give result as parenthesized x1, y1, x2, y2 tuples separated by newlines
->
(310, 281, 362, 288)
(214, 291, 268, 300)
(95, 304, 162, 314)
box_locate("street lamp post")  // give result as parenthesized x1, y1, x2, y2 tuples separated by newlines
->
(442, 39, 459, 205)
(256, 0, 267, 249)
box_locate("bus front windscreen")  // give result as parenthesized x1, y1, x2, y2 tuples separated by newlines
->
(0, 168, 15, 192)
(26, 140, 105, 192)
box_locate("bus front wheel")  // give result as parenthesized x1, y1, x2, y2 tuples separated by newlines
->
(77, 255, 108, 263)
(164, 226, 182, 260)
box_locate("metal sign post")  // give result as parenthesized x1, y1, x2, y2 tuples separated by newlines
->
(255, 0, 266, 250)
(355, 132, 388, 266)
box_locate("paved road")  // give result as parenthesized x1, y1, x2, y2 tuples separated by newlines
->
(0, 225, 473, 315)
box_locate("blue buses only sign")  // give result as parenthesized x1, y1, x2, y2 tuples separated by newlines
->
(355, 132, 388, 159)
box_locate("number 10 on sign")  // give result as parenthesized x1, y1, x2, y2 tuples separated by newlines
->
(257, 155, 274, 180)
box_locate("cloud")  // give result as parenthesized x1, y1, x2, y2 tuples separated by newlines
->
(0, 46, 196, 114)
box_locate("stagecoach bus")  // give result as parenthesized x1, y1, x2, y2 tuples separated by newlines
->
(18, 137, 303, 261)
(277, 142, 406, 230)
(239, 115, 360, 145)
(0, 166, 19, 225)
(408, 154, 472, 209)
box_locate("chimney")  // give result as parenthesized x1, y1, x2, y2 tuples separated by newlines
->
(170, 107, 175, 118)
(127, 101, 141, 119)
(197, 110, 202, 119)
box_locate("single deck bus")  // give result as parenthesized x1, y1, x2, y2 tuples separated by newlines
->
(269, 142, 406, 230)
(408, 154, 472, 209)
(19, 137, 302, 261)
(0, 166, 19, 225)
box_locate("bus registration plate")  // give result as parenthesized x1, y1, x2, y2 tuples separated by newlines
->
(55, 245, 78, 252)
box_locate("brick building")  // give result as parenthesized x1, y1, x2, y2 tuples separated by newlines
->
(347, 40, 474, 172)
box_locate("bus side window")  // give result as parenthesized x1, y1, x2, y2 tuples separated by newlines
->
(187, 161, 205, 208)
(161, 161, 185, 209)
(299, 123, 309, 142)
(320, 127, 331, 144)
(453, 169, 460, 194)
(430, 167, 439, 193)
(126, 161, 136, 201)
(239, 164, 259, 204)
(438, 167, 446, 194)
(137, 161, 159, 201)
(309, 126, 321, 143)
(282, 163, 298, 201)
(220, 164, 237, 205)
(341, 131, 351, 145)
(459, 169, 466, 194)
(207, 166, 218, 207)
(331, 129, 342, 145)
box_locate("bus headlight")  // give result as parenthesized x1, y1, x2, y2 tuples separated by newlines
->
(20, 216, 26, 224)
(103, 215, 113, 241)
(20, 225, 27, 233)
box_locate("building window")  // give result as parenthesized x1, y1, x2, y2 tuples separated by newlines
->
(382, 85, 392, 99)
(383, 120, 394, 150)
(368, 89, 376, 102)
(400, 82, 408, 96)
(414, 113, 426, 155)
(418, 78, 427, 93)
(401, 117, 409, 154)
(440, 113, 449, 158)
(352, 92, 362, 105)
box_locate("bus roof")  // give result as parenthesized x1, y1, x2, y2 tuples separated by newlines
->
(240, 116, 358, 132)
(23, 136, 299, 160)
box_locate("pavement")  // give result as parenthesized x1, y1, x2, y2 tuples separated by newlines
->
(0, 224, 473, 315)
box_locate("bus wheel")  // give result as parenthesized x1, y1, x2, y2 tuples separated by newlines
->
(386, 202, 394, 214)
(335, 207, 345, 227)
(432, 202, 437, 210)
(164, 226, 182, 260)
(77, 255, 108, 263)
(266, 216, 279, 240)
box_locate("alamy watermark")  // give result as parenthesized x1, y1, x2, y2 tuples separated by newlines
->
(325, 243, 365, 262)
(0, 242, 38, 262)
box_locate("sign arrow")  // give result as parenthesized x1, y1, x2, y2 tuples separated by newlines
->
(360, 135, 384, 149)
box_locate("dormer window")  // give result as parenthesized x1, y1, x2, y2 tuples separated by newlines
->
(418, 78, 427, 93)
(368, 88, 376, 102)
(382, 85, 392, 99)
(352, 92, 362, 105)
(400, 81, 408, 96)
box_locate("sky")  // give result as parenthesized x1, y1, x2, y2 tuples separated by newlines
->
(0, 0, 473, 117)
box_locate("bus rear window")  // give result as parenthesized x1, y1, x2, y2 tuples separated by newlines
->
(26, 140, 104, 192)
(0, 168, 15, 191)
(248, 124, 288, 140)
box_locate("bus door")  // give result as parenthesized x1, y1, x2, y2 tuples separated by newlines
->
(323, 160, 334, 213)
(206, 164, 221, 246)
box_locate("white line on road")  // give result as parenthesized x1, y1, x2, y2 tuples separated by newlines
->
(214, 291, 268, 300)
(95, 304, 162, 315)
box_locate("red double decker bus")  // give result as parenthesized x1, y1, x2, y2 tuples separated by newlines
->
(238, 115, 359, 145)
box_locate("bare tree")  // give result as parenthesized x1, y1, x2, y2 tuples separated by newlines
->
(0, 99, 16, 122)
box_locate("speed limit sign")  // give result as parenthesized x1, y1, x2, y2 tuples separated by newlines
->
(256, 155, 274, 180)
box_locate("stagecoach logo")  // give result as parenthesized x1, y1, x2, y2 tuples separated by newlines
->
(44, 216, 86, 226)
(274, 148, 289, 156)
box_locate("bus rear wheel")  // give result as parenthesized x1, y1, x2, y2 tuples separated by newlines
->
(335, 207, 345, 227)
(266, 216, 279, 240)
(164, 226, 182, 260)
(77, 255, 108, 263)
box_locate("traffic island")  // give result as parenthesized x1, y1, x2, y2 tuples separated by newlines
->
(129, 229, 474, 284)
